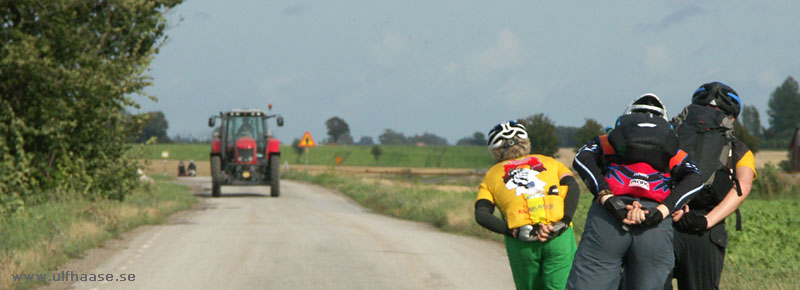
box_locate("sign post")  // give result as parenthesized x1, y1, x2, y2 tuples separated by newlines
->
(161, 150, 169, 176)
(297, 131, 317, 173)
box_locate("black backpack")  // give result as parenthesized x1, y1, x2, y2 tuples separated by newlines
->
(605, 113, 679, 172)
(672, 104, 743, 229)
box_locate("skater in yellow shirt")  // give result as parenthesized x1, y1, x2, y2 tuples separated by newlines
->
(474, 120, 581, 290)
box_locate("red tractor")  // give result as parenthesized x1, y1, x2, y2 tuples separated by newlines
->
(208, 108, 284, 197)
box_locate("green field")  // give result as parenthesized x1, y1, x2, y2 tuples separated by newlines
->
(140, 143, 497, 169)
(723, 198, 800, 288)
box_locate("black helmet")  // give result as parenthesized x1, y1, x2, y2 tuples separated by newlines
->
(691, 82, 741, 118)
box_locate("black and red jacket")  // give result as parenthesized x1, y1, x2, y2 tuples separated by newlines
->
(574, 134, 704, 213)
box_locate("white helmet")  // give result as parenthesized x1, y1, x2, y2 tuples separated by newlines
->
(487, 120, 528, 150)
(624, 93, 668, 121)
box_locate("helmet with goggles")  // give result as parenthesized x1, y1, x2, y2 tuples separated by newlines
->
(488, 121, 528, 150)
(624, 93, 668, 121)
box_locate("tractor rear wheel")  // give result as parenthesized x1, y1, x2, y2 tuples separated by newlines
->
(211, 155, 222, 197)
(269, 155, 280, 197)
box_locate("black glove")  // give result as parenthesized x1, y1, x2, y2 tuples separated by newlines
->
(602, 196, 629, 221)
(547, 221, 569, 240)
(675, 211, 708, 233)
(515, 224, 541, 242)
(640, 207, 664, 227)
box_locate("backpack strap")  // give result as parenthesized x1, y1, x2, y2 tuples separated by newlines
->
(727, 139, 742, 197)
(598, 134, 617, 169)
(705, 117, 736, 186)
(669, 149, 688, 170)
(728, 138, 743, 231)
(671, 105, 690, 128)
(599, 135, 615, 155)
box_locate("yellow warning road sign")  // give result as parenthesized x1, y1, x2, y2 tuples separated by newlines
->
(298, 131, 316, 148)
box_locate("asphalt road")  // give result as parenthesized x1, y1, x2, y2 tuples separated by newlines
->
(44, 177, 515, 290)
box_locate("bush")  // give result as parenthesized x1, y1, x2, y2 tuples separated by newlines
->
(750, 162, 798, 198)
(0, 1, 182, 215)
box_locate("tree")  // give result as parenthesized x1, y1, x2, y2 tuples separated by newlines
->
(357, 136, 374, 146)
(408, 132, 448, 146)
(555, 126, 579, 148)
(338, 134, 354, 145)
(379, 129, 407, 145)
(573, 119, 605, 151)
(740, 105, 762, 137)
(767, 76, 800, 141)
(0, 1, 183, 213)
(734, 120, 759, 153)
(517, 113, 559, 156)
(325, 116, 351, 144)
(137, 111, 171, 143)
(371, 145, 383, 164)
(456, 131, 487, 146)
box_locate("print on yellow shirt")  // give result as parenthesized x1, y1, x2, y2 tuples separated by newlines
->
(477, 155, 572, 229)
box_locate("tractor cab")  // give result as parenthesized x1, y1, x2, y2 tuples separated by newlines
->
(226, 114, 265, 164)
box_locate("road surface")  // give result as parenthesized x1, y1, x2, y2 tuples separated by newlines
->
(42, 177, 515, 290)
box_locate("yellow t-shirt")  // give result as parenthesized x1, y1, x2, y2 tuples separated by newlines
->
(737, 150, 757, 179)
(476, 154, 574, 229)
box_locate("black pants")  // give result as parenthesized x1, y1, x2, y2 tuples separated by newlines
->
(666, 223, 727, 290)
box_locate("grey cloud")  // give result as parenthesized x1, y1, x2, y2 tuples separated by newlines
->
(282, 4, 306, 16)
(638, 5, 705, 32)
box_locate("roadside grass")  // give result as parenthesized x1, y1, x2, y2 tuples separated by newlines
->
(283, 169, 594, 242)
(284, 169, 800, 289)
(0, 179, 195, 290)
(282, 169, 502, 242)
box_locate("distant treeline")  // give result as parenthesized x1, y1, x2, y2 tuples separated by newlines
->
(309, 77, 800, 157)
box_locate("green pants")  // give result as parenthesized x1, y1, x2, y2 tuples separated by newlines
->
(504, 227, 576, 290)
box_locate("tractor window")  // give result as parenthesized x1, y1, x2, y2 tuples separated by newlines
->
(226, 116, 265, 141)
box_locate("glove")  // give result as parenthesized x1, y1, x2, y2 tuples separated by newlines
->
(640, 207, 665, 227)
(516, 224, 540, 242)
(602, 196, 629, 221)
(547, 221, 569, 240)
(675, 211, 708, 233)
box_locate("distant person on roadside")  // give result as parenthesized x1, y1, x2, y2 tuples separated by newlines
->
(474, 120, 581, 290)
(178, 160, 186, 177)
(188, 160, 197, 177)
(666, 82, 757, 290)
(567, 94, 704, 290)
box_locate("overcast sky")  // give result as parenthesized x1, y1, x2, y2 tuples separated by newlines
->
(139, 0, 800, 144)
